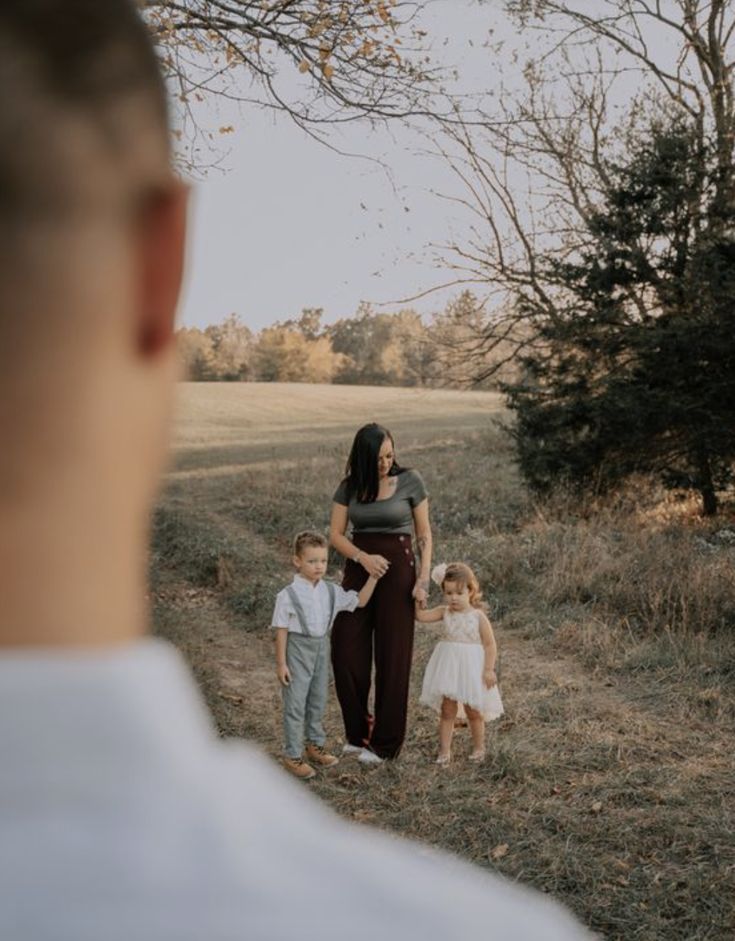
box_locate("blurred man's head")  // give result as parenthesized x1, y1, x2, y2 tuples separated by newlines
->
(0, 1, 186, 647)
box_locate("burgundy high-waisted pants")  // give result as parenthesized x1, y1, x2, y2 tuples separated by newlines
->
(331, 532, 416, 759)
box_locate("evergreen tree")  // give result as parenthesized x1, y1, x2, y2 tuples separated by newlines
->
(505, 119, 735, 515)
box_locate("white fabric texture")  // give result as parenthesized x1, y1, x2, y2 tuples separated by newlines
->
(271, 575, 359, 636)
(0, 639, 592, 941)
(420, 608, 505, 720)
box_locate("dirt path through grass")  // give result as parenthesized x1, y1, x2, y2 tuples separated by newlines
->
(153, 383, 734, 940)
(154, 563, 733, 941)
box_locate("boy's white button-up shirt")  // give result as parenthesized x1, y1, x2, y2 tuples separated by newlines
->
(270, 575, 360, 636)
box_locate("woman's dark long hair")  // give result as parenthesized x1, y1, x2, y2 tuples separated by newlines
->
(343, 423, 405, 503)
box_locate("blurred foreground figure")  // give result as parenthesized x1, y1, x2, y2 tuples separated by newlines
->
(0, 2, 593, 938)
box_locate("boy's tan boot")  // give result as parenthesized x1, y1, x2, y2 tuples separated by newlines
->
(304, 743, 339, 768)
(282, 757, 316, 780)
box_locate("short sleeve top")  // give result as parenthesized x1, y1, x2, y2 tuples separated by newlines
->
(332, 469, 428, 535)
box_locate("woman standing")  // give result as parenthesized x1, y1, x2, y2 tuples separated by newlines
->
(330, 423, 432, 764)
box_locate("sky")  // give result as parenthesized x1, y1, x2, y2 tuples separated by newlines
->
(177, 2, 527, 332)
(175, 1, 678, 333)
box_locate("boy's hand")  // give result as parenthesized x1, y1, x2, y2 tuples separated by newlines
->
(277, 663, 291, 686)
(483, 669, 497, 689)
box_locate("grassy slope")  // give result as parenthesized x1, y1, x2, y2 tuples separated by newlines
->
(153, 382, 735, 941)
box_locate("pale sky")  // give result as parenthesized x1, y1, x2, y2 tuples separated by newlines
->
(177, 1, 526, 331)
(176, 1, 673, 333)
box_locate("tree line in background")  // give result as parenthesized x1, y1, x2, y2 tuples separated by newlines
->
(160, 1, 735, 515)
(177, 292, 521, 389)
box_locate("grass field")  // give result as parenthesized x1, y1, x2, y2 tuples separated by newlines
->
(153, 382, 735, 941)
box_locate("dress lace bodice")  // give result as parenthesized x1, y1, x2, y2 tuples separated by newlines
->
(442, 608, 482, 645)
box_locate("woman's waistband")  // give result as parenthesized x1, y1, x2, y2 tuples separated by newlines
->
(351, 531, 413, 551)
(352, 533, 413, 565)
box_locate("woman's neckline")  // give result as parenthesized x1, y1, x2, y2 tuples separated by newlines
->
(374, 472, 403, 503)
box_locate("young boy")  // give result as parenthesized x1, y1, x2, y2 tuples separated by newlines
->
(272, 531, 379, 779)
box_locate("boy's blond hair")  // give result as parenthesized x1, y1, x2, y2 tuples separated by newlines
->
(293, 531, 328, 557)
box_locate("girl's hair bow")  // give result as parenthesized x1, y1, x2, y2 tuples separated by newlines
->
(430, 563, 447, 587)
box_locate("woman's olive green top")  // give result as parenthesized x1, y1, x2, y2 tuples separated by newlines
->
(332, 469, 428, 535)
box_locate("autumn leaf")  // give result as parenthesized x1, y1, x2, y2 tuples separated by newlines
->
(218, 125, 235, 135)
(490, 843, 509, 860)
(298, 60, 311, 73)
(322, 63, 335, 81)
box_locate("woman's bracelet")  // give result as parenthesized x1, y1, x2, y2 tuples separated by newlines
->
(416, 577, 429, 590)
(353, 550, 363, 564)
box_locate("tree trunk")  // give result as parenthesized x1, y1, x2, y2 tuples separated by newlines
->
(697, 447, 718, 516)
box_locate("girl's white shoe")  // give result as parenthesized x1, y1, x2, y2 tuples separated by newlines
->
(435, 753, 451, 766)
(357, 748, 384, 766)
(468, 749, 486, 763)
(341, 743, 363, 756)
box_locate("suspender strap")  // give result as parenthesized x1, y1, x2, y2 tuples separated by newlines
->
(285, 586, 313, 637)
(324, 580, 337, 631)
(285, 581, 338, 637)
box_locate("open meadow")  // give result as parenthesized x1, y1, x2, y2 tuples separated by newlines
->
(153, 382, 735, 941)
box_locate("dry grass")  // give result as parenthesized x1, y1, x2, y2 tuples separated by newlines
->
(152, 383, 735, 941)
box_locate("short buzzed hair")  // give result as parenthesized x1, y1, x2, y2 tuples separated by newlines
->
(293, 532, 328, 556)
(0, 0, 169, 225)
(0, 1, 171, 382)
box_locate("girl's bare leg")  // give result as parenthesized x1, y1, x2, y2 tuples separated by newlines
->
(465, 705, 485, 759)
(438, 697, 458, 761)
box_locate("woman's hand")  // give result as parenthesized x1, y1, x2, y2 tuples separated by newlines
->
(483, 669, 497, 689)
(359, 553, 390, 578)
(277, 663, 291, 687)
(412, 579, 429, 609)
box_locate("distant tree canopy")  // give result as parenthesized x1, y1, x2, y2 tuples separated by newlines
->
(176, 292, 514, 389)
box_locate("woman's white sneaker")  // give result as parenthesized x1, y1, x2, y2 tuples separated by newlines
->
(358, 748, 384, 766)
(341, 743, 363, 756)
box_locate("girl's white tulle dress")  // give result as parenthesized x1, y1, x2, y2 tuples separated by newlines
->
(420, 607, 504, 721)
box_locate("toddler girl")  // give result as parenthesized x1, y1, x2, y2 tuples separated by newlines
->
(418, 562, 503, 764)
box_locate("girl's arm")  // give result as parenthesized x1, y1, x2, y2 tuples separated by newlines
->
(329, 502, 389, 579)
(478, 612, 498, 688)
(415, 604, 445, 624)
(411, 498, 432, 607)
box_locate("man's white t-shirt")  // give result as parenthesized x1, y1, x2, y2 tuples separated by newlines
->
(0, 639, 593, 940)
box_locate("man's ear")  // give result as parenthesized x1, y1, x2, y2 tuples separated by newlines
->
(136, 180, 189, 358)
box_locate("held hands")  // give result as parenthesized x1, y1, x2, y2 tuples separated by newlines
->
(277, 663, 291, 687)
(412, 579, 429, 609)
(358, 552, 390, 579)
(483, 669, 497, 689)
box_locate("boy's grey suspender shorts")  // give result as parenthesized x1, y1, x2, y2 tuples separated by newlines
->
(281, 582, 336, 759)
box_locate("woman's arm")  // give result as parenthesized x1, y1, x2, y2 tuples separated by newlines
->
(415, 604, 445, 623)
(412, 498, 432, 606)
(329, 502, 389, 579)
(478, 612, 498, 688)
